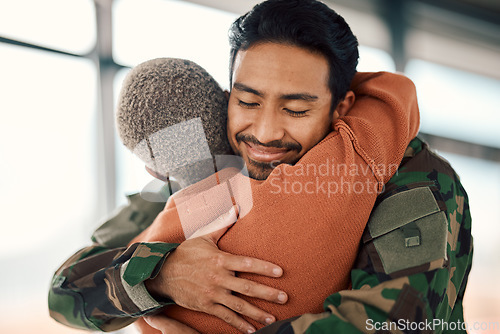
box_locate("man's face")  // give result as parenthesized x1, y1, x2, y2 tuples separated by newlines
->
(227, 42, 334, 180)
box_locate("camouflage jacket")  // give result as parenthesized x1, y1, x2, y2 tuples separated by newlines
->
(48, 137, 473, 333)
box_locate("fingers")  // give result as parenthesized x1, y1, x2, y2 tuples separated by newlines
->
(223, 253, 284, 278)
(149, 228, 287, 333)
(224, 276, 288, 305)
(144, 315, 200, 334)
(209, 304, 257, 334)
(221, 292, 277, 327)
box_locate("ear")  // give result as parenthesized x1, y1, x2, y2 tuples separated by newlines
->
(334, 90, 355, 118)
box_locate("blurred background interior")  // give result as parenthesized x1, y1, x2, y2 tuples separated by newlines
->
(0, 0, 499, 333)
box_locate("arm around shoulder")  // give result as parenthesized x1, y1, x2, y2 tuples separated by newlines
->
(341, 72, 420, 186)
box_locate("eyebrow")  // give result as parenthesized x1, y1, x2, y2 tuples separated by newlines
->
(281, 93, 318, 102)
(233, 82, 263, 97)
(233, 82, 318, 102)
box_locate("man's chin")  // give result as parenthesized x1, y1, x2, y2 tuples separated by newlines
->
(247, 159, 276, 180)
(248, 169, 272, 181)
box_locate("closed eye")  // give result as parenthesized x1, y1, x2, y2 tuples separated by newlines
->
(238, 100, 260, 108)
(285, 108, 309, 117)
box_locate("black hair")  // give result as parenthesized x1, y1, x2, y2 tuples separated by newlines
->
(229, 0, 359, 109)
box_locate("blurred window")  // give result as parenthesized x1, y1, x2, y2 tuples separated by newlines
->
(0, 0, 96, 54)
(0, 43, 98, 329)
(406, 59, 500, 148)
(358, 46, 396, 72)
(113, 0, 238, 89)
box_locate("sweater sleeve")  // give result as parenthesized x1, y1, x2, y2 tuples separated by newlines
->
(335, 72, 420, 190)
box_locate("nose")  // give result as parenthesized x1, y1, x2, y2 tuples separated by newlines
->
(252, 107, 285, 145)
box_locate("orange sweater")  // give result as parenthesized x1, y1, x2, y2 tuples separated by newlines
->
(131, 72, 420, 333)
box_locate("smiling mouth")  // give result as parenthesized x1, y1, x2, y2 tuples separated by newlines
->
(244, 142, 290, 163)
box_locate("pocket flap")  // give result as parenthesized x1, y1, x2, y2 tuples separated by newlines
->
(365, 187, 441, 241)
(364, 186, 448, 276)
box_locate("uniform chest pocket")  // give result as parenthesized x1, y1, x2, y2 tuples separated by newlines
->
(363, 186, 448, 277)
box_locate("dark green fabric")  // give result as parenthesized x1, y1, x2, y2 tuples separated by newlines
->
(92, 193, 166, 248)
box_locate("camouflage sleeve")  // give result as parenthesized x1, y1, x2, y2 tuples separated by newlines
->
(257, 141, 473, 334)
(48, 193, 178, 332)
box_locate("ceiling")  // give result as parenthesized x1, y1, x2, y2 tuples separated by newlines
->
(455, 0, 500, 17)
